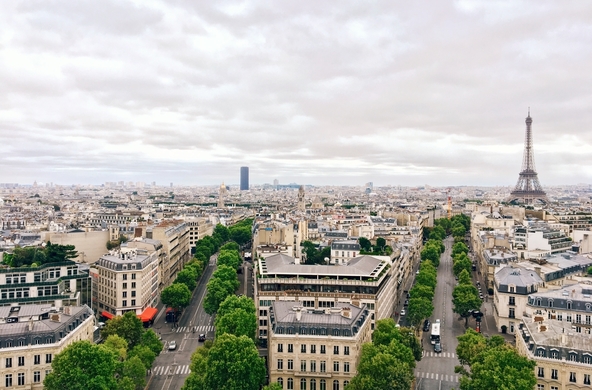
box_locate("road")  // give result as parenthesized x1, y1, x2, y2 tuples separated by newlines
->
(147, 254, 218, 390)
(415, 236, 468, 390)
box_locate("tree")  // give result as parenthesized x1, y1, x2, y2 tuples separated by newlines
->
(161, 283, 192, 311)
(215, 308, 257, 341)
(347, 344, 414, 390)
(407, 297, 434, 329)
(129, 344, 157, 370)
(458, 269, 471, 285)
(217, 250, 242, 270)
(217, 295, 256, 318)
(452, 224, 466, 238)
(45, 242, 78, 263)
(453, 256, 472, 277)
(175, 267, 198, 291)
(101, 311, 145, 350)
(429, 225, 446, 241)
(220, 241, 240, 252)
(204, 277, 236, 315)
(122, 356, 146, 390)
(103, 334, 128, 361)
(263, 383, 283, 390)
(376, 237, 386, 249)
(459, 344, 536, 390)
(202, 334, 266, 390)
(182, 341, 213, 390)
(140, 329, 164, 356)
(415, 270, 437, 291)
(214, 224, 230, 242)
(358, 237, 372, 251)
(213, 265, 240, 286)
(452, 242, 469, 257)
(452, 284, 482, 326)
(372, 318, 400, 347)
(456, 328, 487, 367)
(229, 226, 251, 246)
(420, 245, 440, 266)
(409, 284, 434, 301)
(44, 341, 119, 390)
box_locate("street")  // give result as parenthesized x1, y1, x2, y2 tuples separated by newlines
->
(414, 237, 469, 390)
(146, 254, 218, 390)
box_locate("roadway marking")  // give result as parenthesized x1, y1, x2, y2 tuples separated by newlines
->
(153, 365, 191, 376)
(422, 351, 456, 358)
(175, 325, 214, 333)
(415, 372, 459, 383)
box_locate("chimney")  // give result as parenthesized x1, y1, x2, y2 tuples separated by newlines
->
(28, 318, 34, 331)
(534, 267, 541, 278)
(295, 307, 302, 321)
(341, 307, 351, 319)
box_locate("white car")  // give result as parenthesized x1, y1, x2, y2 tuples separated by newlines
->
(168, 341, 177, 351)
(400, 309, 406, 316)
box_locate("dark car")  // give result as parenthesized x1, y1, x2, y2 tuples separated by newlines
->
(198, 334, 206, 342)
(434, 342, 442, 353)
(403, 300, 409, 306)
(423, 320, 431, 332)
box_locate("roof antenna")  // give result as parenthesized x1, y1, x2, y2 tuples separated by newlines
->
(528, 107, 530, 116)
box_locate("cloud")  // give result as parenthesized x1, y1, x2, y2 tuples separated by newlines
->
(1, 1, 592, 186)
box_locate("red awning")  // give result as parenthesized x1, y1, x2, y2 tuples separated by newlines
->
(138, 307, 158, 322)
(101, 311, 114, 320)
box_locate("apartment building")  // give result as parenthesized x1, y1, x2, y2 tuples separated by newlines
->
(0, 304, 95, 389)
(255, 253, 397, 343)
(95, 248, 159, 320)
(526, 283, 592, 333)
(0, 261, 91, 308)
(513, 223, 573, 259)
(183, 217, 214, 251)
(330, 240, 360, 265)
(481, 246, 518, 290)
(494, 265, 544, 334)
(252, 219, 295, 258)
(147, 219, 190, 288)
(516, 318, 592, 390)
(267, 302, 371, 390)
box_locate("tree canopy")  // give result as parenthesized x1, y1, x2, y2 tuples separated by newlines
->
(101, 311, 145, 350)
(452, 284, 482, 326)
(161, 282, 192, 311)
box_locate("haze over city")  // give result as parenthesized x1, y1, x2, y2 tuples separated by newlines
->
(2, 1, 592, 186)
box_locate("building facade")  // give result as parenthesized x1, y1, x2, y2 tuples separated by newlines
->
(147, 219, 190, 288)
(0, 304, 95, 389)
(240, 166, 249, 191)
(267, 302, 372, 390)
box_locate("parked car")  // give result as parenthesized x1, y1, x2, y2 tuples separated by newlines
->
(423, 320, 431, 332)
(198, 334, 206, 342)
(404, 300, 409, 306)
(434, 342, 442, 353)
(400, 309, 406, 316)
(168, 341, 177, 351)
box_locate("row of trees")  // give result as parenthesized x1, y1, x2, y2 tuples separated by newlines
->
(358, 237, 393, 256)
(347, 319, 422, 390)
(45, 312, 164, 390)
(455, 329, 536, 390)
(183, 294, 267, 389)
(3, 242, 77, 267)
(204, 244, 242, 315)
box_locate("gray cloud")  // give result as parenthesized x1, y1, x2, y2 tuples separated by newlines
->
(1, 1, 592, 186)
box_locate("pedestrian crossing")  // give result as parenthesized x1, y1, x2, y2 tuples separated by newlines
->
(153, 365, 191, 376)
(422, 351, 456, 358)
(174, 325, 214, 333)
(415, 372, 459, 382)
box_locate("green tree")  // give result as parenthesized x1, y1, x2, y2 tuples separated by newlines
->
(376, 237, 386, 249)
(122, 356, 146, 390)
(415, 270, 437, 291)
(455, 328, 487, 367)
(101, 311, 145, 350)
(140, 329, 163, 356)
(453, 256, 473, 277)
(217, 295, 256, 318)
(459, 344, 536, 390)
(372, 318, 400, 347)
(452, 284, 482, 326)
(204, 277, 236, 315)
(203, 334, 266, 390)
(45, 241, 78, 263)
(452, 242, 469, 257)
(214, 224, 230, 242)
(420, 245, 440, 266)
(220, 241, 240, 252)
(102, 334, 128, 361)
(347, 344, 414, 390)
(215, 308, 257, 341)
(129, 344, 157, 370)
(407, 297, 434, 329)
(161, 283, 192, 311)
(229, 226, 251, 246)
(182, 341, 213, 390)
(409, 284, 435, 301)
(358, 237, 372, 251)
(44, 341, 119, 390)
(175, 267, 198, 291)
(458, 269, 471, 285)
(452, 224, 467, 238)
(263, 383, 283, 390)
(213, 264, 240, 286)
(429, 225, 446, 241)
(217, 250, 242, 270)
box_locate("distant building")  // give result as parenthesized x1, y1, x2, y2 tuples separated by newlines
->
(0, 304, 95, 389)
(240, 167, 249, 191)
(267, 301, 372, 390)
(147, 220, 190, 288)
(330, 240, 360, 265)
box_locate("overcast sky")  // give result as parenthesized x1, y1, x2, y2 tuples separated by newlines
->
(2, 1, 592, 187)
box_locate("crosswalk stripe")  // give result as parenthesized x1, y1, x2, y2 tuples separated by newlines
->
(414, 372, 459, 383)
(153, 365, 191, 376)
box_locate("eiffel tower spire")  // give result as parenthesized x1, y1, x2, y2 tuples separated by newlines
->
(509, 110, 547, 204)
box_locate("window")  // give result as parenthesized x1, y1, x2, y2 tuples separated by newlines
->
(34, 371, 41, 383)
(585, 374, 591, 385)
(123, 283, 127, 289)
(320, 345, 326, 354)
(131, 282, 136, 289)
(301, 378, 307, 390)
(320, 380, 326, 390)
(333, 346, 339, 355)
(567, 301, 572, 310)
(311, 345, 316, 354)
(583, 354, 592, 364)
(550, 350, 560, 359)
(6, 358, 12, 368)
(277, 359, 283, 370)
(570, 372, 576, 383)
(557, 314, 563, 321)
(287, 378, 294, 390)
(278, 344, 283, 353)
(131, 299, 136, 306)
(568, 353, 578, 362)
(5, 374, 12, 387)
(288, 344, 294, 353)
(509, 308, 515, 318)
(46, 354, 52, 364)
(509, 296, 515, 305)
(576, 314, 582, 324)
(551, 369, 558, 380)
(537, 385, 544, 390)
(310, 360, 316, 372)
(122, 300, 127, 307)
(123, 274, 127, 280)
(288, 359, 294, 370)
(123, 291, 127, 298)
(344, 362, 350, 373)
(278, 378, 283, 388)
(34, 355, 40, 365)
(567, 315, 572, 322)
(131, 273, 136, 280)
(551, 387, 558, 390)
(537, 367, 544, 378)
(510, 286, 515, 293)
(310, 379, 316, 390)
(333, 361, 339, 372)
(344, 346, 350, 355)
(536, 349, 546, 357)
(333, 380, 340, 390)
(18, 373, 25, 386)
(343, 381, 349, 388)
(301, 360, 306, 372)
(320, 361, 326, 373)
(301, 344, 307, 353)
(18, 356, 24, 366)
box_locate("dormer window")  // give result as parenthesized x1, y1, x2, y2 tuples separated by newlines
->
(567, 301, 573, 310)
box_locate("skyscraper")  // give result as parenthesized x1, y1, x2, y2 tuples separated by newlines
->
(240, 166, 249, 190)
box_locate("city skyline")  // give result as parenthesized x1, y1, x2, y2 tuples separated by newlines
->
(2, 2, 592, 187)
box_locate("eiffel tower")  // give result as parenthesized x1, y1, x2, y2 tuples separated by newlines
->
(508, 110, 548, 204)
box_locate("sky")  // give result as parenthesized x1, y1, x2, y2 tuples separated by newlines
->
(1, 1, 592, 187)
